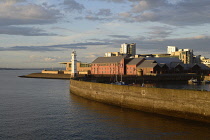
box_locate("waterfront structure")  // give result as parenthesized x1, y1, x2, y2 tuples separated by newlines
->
(91, 56, 126, 75)
(126, 58, 145, 75)
(137, 60, 162, 75)
(169, 47, 194, 64)
(167, 46, 178, 54)
(134, 54, 171, 58)
(167, 46, 210, 68)
(169, 63, 184, 73)
(105, 52, 120, 57)
(70, 79, 210, 123)
(41, 43, 209, 76)
(71, 50, 77, 77)
(201, 57, 210, 68)
(120, 43, 136, 56)
(91, 56, 187, 76)
(144, 57, 182, 64)
(92, 42, 210, 76)
(59, 61, 91, 74)
(193, 55, 201, 64)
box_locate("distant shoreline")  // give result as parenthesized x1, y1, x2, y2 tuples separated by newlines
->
(0, 68, 43, 70)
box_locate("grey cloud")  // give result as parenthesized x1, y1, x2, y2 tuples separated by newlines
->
(118, 0, 210, 26)
(146, 26, 174, 39)
(63, 0, 85, 12)
(0, 46, 59, 52)
(0, 42, 110, 52)
(131, 0, 165, 13)
(0, 1, 62, 26)
(85, 16, 110, 21)
(50, 42, 111, 48)
(97, 9, 112, 16)
(83, 8, 113, 21)
(51, 27, 73, 32)
(0, 26, 56, 36)
(0, 0, 26, 3)
(93, 0, 126, 3)
(109, 35, 130, 38)
(0, 45, 85, 52)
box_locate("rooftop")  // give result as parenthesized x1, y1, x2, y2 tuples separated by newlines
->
(92, 56, 126, 64)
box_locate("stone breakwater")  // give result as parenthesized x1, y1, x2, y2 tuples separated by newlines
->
(19, 73, 71, 79)
(70, 79, 210, 123)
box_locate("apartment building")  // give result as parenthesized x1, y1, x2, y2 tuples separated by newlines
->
(171, 49, 194, 64)
(120, 43, 136, 56)
(167, 46, 178, 54)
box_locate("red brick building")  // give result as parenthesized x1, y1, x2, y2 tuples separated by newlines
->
(137, 60, 162, 75)
(91, 56, 126, 75)
(91, 56, 210, 76)
(126, 58, 145, 75)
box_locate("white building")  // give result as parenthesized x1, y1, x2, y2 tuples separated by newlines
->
(71, 50, 77, 77)
(201, 57, 210, 67)
(167, 46, 178, 54)
(105, 52, 120, 57)
(120, 43, 136, 56)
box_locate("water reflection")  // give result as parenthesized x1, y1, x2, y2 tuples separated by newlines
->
(70, 93, 210, 139)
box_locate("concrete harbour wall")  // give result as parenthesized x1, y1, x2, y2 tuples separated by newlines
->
(42, 70, 59, 74)
(20, 73, 71, 79)
(70, 79, 210, 123)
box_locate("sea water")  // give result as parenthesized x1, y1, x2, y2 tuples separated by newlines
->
(0, 70, 210, 140)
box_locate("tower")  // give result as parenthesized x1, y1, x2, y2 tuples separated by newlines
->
(71, 50, 77, 78)
(120, 43, 136, 56)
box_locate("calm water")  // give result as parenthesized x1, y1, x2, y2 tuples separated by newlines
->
(0, 70, 210, 140)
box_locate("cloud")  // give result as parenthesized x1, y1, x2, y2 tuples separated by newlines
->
(118, 0, 210, 26)
(51, 27, 73, 32)
(44, 57, 57, 62)
(0, 42, 110, 52)
(0, 26, 56, 36)
(29, 55, 61, 63)
(0, 0, 62, 26)
(108, 35, 130, 38)
(93, 0, 126, 2)
(62, 0, 85, 12)
(83, 8, 113, 21)
(146, 26, 174, 39)
(96, 9, 112, 16)
(0, 46, 60, 52)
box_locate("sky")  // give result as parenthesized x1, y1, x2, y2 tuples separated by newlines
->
(0, 0, 210, 68)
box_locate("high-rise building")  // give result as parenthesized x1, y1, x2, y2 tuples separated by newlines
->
(120, 43, 136, 56)
(171, 48, 194, 64)
(167, 46, 178, 54)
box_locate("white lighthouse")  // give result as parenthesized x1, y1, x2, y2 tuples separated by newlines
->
(71, 50, 77, 78)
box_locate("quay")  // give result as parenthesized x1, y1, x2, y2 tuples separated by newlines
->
(70, 79, 210, 123)
(19, 73, 71, 79)
(19, 72, 203, 82)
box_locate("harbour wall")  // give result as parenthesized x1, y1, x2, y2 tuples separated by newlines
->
(70, 79, 210, 123)
(19, 73, 71, 79)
